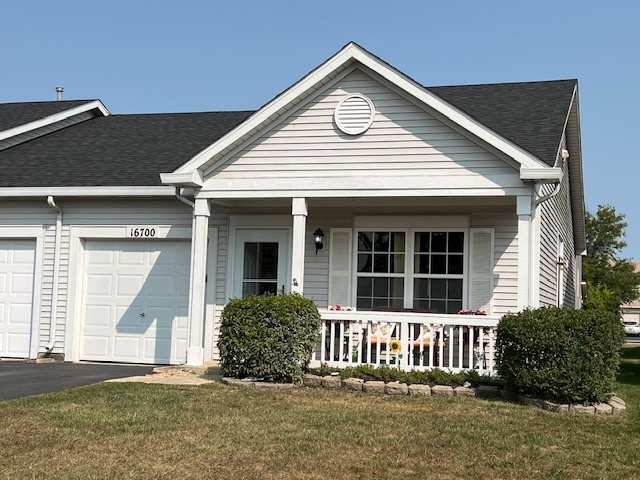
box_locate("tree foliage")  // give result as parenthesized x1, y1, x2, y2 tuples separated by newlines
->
(583, 205, 640, 311)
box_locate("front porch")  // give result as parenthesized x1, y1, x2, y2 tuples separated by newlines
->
(312, 309, 500, 374)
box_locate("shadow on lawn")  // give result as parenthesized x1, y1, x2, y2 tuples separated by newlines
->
(617, 346, 640, 386)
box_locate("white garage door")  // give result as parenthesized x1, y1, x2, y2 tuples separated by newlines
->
(81, 240, 190, 364)
(0, 240, 36, 358)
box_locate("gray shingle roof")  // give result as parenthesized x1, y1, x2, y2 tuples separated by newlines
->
(0, 78, 576, 187)
(0, 111, 253, 187)
(428, 79, 577, 167)
(0, 100, 95, 132)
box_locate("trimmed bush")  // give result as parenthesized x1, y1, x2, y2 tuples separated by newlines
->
(495, 307, 625, 404)
(218, 293, 321, 383)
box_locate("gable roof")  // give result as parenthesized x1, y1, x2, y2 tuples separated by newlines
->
(0, 111, 252, 187)
(0, 44, 578, 190)
(0, 100, 94, 132)
(429, 79, 577, 167)
(164, 43, 573, 184)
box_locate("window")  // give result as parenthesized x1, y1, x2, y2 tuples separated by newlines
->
(356, 231, 405, 310)
(413, 232, 464, 314)
(355, 230, 465, 314)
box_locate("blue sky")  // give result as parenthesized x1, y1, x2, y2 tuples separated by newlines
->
(2, 1, 639, 258)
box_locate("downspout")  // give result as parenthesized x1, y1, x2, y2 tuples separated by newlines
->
(46, 196, 62, 353)
(529, 150, 569, 307)
(533, 149, 568, 207)
(174, 187, 194, 208)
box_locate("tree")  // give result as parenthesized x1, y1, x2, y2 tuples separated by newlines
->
(582, 205, 640, 311)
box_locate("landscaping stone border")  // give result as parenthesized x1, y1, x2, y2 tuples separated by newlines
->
(221, 375, 627, 416)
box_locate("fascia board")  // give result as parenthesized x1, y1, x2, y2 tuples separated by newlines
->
(0, 100, 110, 143)
(0, 186, 174, 197)
(519, 168, 563, 183)
(160, 170, 204, 187)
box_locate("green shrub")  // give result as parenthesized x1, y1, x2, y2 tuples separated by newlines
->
(495, 307, 624, 404)
(218, 293, 321, 383)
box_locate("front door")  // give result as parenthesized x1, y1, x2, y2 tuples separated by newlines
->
(233, 229, 289, 298)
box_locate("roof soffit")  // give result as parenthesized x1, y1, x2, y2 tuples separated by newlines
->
(165, 43, 553, 183)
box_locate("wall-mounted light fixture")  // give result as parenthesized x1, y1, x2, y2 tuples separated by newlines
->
(313, 228, 324, 254)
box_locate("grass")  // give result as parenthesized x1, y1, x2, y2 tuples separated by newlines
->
(2, 348, 640, 480)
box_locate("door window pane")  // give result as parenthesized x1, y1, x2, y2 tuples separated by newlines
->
(242, 242, 278, 296)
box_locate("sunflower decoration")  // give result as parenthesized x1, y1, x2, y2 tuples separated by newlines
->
(388, 339, 402, 355)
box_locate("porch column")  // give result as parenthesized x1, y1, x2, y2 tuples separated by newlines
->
(186, 197, 210, 366)
(517, 195, 532, 310)
(291, 198, 307, 294)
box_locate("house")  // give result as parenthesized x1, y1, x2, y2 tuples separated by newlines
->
(0, 43, 584, 368)
(621, 261, 640, 328)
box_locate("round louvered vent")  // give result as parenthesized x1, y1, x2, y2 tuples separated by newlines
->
(334, 94, 375, 135)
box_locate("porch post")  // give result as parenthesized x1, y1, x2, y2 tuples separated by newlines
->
(291, 198, 307, 294)
(186, 197, 210, 365)
(517, 195, 532, 310)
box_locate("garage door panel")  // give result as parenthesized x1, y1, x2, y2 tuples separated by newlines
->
(6, 333, 30, 355)
(84, 304, 111, 327)
(82, 336, 109, 359)
(0, 240, 35, 358)
(86, 249, 113, 266)
(119, 249, 145, 266)
(116, 275, 144, 296)
(146, 275, 177, 298)
(178, 276, 190, 298)
(9, 304, 32, 324)
(114, 305, 145, 331)
(81, 240, 190, 364)
(11, 273, 34, 294)
(86, 274, 113, 296)
(114, 336, 142, 360)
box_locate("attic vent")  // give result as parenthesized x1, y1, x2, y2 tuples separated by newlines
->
(334, 94, 375, 135)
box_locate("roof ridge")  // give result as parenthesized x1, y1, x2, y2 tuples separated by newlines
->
(427, 78, 577, 89)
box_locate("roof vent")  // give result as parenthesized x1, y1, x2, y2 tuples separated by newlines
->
(334, 94, 375, 135)
(55, 86, 64, 101)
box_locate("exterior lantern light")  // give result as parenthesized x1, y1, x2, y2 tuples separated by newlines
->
(313, 228, 324, 254)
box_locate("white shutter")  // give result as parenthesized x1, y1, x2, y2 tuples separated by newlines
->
(328, 228, 352, 307)
(469, 228, 494, 313)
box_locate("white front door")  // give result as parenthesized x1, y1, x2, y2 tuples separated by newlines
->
(80, 240, 190, 364)
(233, 229, 289, 298)
(0, 240, 35, 358)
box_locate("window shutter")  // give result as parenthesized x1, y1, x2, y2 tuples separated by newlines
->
(328, 228, 352, 307)
(469, 228, 494, 313)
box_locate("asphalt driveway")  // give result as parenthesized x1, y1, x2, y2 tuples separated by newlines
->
(0, 360, 155, 401)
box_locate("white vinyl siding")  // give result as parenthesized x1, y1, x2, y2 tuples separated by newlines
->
(303, 224, 329, 307)
(471, 211, 518, 315)
(206, 69, 521, 194)
(538, 155, 576, 308)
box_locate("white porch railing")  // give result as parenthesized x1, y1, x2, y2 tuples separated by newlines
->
(310, 310, 500, 374)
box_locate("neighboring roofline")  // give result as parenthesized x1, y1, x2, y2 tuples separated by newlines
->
(164, 42, 550, 182)
(0, 100, 110, 142)
(0, 186, 174, 197)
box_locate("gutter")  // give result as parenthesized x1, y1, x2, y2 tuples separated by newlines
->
(46, 196, 62, 353)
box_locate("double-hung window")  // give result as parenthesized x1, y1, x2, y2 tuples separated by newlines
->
(355, 229, 465, 314)
(413, 231, 464, 314)
(356, 231, 405, 310)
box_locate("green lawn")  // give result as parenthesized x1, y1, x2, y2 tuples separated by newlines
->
(2, 348, 640, 480)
